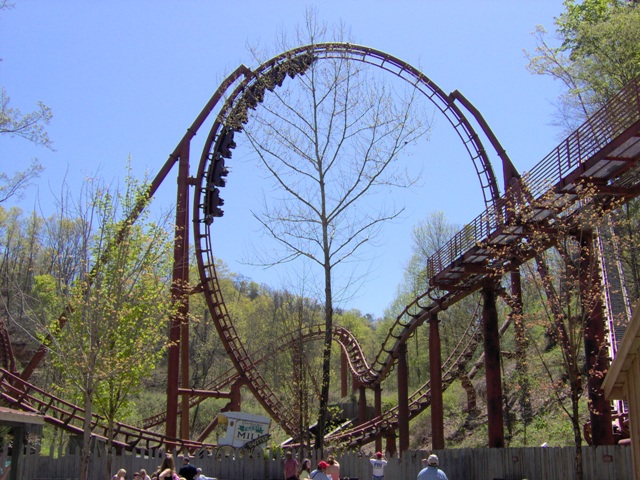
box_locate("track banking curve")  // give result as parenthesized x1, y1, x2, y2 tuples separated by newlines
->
(192, 43, 499, 441)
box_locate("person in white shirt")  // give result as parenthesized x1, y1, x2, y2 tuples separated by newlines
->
(194, 467, 214, 480)
(370, 452, 387, 480)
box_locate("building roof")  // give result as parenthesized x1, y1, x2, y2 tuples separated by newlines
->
(0, 406, 45, 426)
(603, 301, 640, 400)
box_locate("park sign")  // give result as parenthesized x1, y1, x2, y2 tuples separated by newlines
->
(216, 412, 271, 448)
(242, 433, 271, 450)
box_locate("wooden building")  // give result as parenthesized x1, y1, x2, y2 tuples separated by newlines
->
(603, 301, 640, 479)
(0, 406, 44, 480)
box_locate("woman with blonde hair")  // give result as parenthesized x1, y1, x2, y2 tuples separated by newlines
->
(112, 469, 127, 480)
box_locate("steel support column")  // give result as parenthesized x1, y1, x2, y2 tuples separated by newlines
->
(358, 385, 367, 425)
(341, 350, 348, 398)
(230, 380, 243, 411)
(385, 433, 397, 458)
(374, 384, 382, 453)
(166, 146, 191, 446)
(397, 342, 409, 455)
(179, 142, 191, 444)
(579, 229, 614, 445)
(429, 312, 444, 450)
(482, 281, 504, 448)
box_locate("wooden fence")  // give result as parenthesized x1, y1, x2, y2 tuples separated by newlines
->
(3, 444, 632, 480)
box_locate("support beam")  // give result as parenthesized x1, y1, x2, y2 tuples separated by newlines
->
(385, 433, 397, 458)
(374, 385, 382, 453)
(358, 385, 367, 425)
(429, 312, 444, 450)
(341, 350, 348, 398)
(482, 281, 504, 448)
(510, 268, 532, 428)
(579, 229, 614, 445)
(397, 342, 409, 455)
(179, 141, 191, 445)
(230, 380, 242, 411)
(167, 146, 191, 447)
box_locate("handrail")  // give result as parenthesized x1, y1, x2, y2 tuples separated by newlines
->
(427, 76, 640, 279)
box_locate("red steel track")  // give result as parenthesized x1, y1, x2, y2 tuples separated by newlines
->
(0, 368, 214, 452)
(141, 325, 371, 430)
(191, 43, 502, 441)
(193, 44, 640, 445)
(2, 43, 639, 451)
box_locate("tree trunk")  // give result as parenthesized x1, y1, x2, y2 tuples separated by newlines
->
(106, 421, 115, 480)
(573, 393, 584, 480)
(79, 390, 92, 480)
(316, 292, 333, 450)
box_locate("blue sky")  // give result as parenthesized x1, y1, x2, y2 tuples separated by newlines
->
(1, 1, 566, 318)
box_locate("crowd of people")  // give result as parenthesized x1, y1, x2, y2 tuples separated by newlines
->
(112, 454, 213, 480)
(113, 450, 449, 480)
(279, 450, 448, 480)
(284, 452, 343, 480)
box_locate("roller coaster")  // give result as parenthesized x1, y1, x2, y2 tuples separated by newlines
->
(1, 43, 640, 453)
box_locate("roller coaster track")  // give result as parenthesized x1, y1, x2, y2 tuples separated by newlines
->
(322, 76, 640, 447)
(142, 324, 370, 430)
(0, 368, 214, 452)
(3, 44, 639, 450)
(325, 303, 484, 447)
(5, 43, 491, 447)
(192, 43, 502, 440)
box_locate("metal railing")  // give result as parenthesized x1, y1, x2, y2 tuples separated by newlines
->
(427, 76, 640, 279)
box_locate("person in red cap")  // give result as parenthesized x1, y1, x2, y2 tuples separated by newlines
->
(310, 460, 331, 480)
(370, 452, 387, 480)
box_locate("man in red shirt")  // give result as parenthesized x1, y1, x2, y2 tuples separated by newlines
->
(283, 451, 299, 480)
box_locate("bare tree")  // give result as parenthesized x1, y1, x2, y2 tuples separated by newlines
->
(241, 12, 432, 447)
(1, 2, 52, 203)
(0, 87, 51, 203)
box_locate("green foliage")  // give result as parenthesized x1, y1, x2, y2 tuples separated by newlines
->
(615, 199, 640, 303)
(4, 169, 633, 455)
(42, 175, 174, 406)
(527, 0, 640, 128)
(31, 274, 63, 330)
(556, 0, 621, 52)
